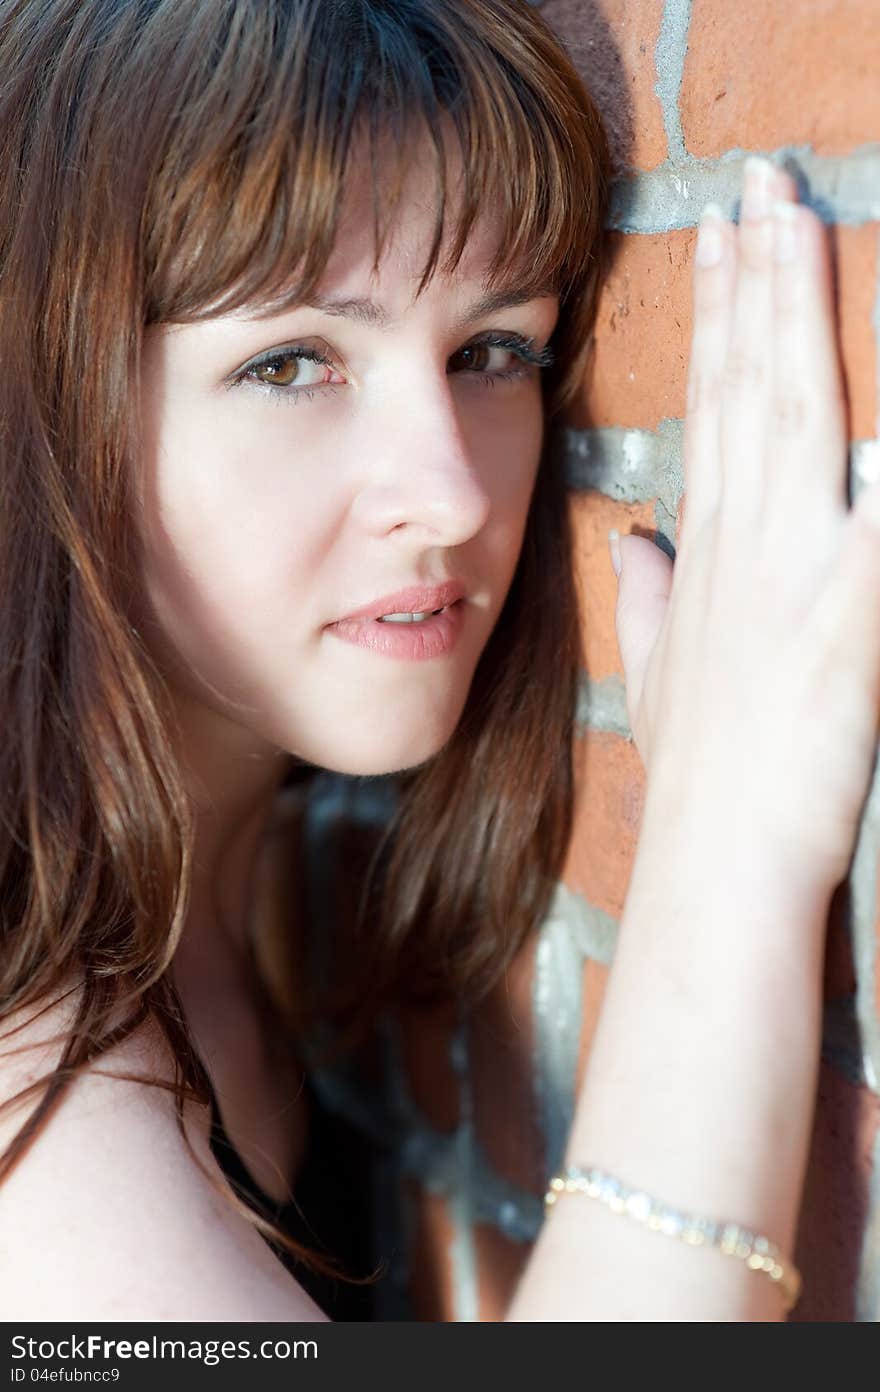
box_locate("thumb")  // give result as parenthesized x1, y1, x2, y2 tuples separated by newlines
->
(609, 529, 675, 720)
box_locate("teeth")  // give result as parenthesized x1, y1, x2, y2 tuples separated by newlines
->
(377, 607, 446, 624)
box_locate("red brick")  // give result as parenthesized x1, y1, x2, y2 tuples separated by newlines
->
(468, 934, 545, 1197)
(681, 0, 880, 159)
(473, 1223, 531, 1321)
(540, 0, 667, 172)
(570, 229, 696, 432)
(791, 1062, 880, 1321)
(569, 492, 658, 681)
(396, 998, 460, 1134)
(563, 729, 646, 918)
(834, 224, 879, 442)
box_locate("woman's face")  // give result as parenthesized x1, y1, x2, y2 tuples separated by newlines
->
(136, 148, 559, 778)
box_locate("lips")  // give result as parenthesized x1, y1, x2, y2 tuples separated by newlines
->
(326, 594, 467, 660)
(330, 579, 467, 626)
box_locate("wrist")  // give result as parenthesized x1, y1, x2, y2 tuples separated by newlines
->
(630, 788, 836, 942)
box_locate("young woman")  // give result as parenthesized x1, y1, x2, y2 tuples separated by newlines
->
(1, 0, 877, 1322)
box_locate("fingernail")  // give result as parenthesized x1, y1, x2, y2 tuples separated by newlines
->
(742, 155, 775, 220)
(608, 528, 621, 577)
(695, 204, 724, 267)
(772, 200, 799, 262)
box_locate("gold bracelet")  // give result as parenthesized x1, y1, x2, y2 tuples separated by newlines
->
(544, 1165, 801, 1314)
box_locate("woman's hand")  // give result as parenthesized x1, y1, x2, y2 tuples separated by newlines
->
(513, 159, 864, 1323)
(611, 158, 880, 896)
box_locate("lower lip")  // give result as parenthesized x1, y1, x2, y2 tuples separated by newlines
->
(326, 599, 466, 661)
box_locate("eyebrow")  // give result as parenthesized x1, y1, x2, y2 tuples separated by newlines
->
(300, 285, 557, 334)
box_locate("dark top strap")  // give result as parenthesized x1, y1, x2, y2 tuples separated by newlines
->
(206, 1072, 379, 1320)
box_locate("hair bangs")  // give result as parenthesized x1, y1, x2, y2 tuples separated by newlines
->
(143, 0, 603, 343)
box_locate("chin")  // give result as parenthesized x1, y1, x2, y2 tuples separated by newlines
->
(291, 705, 462, 778)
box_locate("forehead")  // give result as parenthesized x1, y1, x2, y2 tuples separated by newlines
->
(320, 215, 507, 315)
(304, 124, 532, 311)
(161, 115, 558, 332)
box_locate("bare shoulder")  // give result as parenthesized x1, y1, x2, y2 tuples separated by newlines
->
(0, 984, 326, 1321)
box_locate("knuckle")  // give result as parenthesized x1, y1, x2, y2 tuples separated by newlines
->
(772, 270, 805, 318)
(694, 271, 729, 316)
(770, 391, 809, 437)
(686, 368, 723, 417)
(736, 220, 774, 273)
(723, 347, 767, 396)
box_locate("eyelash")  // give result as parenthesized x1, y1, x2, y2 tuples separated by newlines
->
(225, 331, 556, 405)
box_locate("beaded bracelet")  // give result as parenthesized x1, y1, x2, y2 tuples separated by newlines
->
(544, 1165, 801, 1314)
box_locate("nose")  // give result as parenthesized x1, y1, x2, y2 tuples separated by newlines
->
(349, 367, 492, 545)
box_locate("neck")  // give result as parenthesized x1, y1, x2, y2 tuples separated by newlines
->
(166, 690, 304, 1002)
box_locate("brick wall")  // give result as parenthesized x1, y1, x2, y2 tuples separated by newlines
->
(311, 0, 880, 1321)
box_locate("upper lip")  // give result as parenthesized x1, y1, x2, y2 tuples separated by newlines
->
(331, 579, 467, 624)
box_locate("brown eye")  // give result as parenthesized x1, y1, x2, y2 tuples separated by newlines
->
(239, 343, 342, 394)
(450, 343, 491, 373)
(253, 354, 301, 387)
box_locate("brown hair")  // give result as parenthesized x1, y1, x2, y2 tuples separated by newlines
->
(0, 0, 609, 1279)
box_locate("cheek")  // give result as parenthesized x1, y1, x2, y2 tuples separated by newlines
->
(133, 402, 339, 674)
(468, 387, 543, 539)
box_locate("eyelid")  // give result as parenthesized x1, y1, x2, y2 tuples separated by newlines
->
(222, 337, 335, 387)
(473, 330, 556, 368)
(223, 327, 556, 395)
(228, 326, 553, 374)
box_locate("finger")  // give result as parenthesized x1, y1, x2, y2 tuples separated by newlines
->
(613, 533, 674, 747)
(716, 157, 782, 532)
(763, 202, 848, 529)
(681, 164, 799, 554)
(771, 164, 800, 204)
(680, 205, 736, 553)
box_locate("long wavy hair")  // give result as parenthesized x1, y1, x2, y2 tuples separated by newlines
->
(0, 0, 609, 1275)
